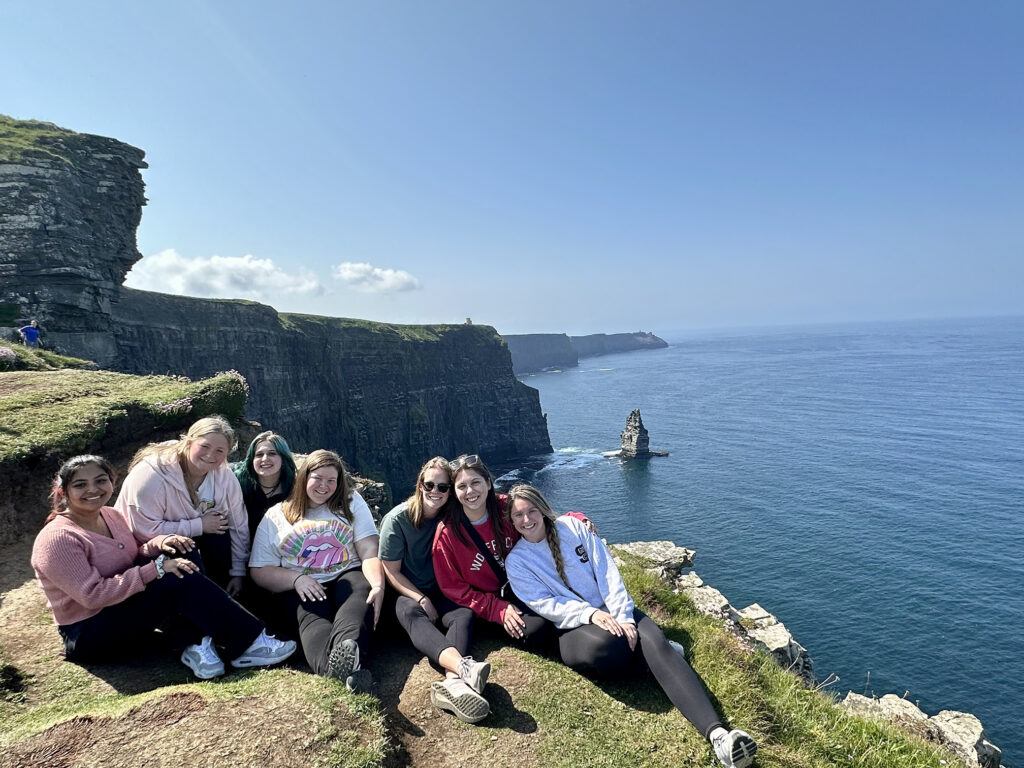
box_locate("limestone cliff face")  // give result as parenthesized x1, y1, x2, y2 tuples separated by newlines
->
(503, 333, 578, 374)
(0, 116, 551, 495)
(0, 116, 147, 366)
(112, 290, 551, 496)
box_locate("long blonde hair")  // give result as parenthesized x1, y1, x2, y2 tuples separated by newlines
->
(128, 415, 238, 472)
(284, 449, 352, 525)
(506, 484, 571, 590)
(404, 456, 453, 528)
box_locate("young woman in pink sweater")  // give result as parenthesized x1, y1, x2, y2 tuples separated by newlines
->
(32, 455, 296, 679)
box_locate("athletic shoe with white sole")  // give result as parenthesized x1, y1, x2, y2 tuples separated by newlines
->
(181, 635, 225, 679)
(327, 638, 360, 682)
(430, 678, 490, 724)
(457, 655, 490, 695)
(230, 630, 297, 669)
(712, 728, 758, 768)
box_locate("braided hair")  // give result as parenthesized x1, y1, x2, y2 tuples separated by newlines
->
(506, 484, 571, 590)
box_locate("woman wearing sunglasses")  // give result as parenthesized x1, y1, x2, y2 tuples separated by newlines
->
(379, 457, 491, 723)
(431, 454, 553, 650)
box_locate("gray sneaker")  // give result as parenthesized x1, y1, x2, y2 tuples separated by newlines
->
(712, 729, 758, 768)
(327, 638, 360, 681)
(430, 678, 490, 723)
(230, 630, 297, 669)
(457, 655, 490, 695)
(181, 636, 225, 679)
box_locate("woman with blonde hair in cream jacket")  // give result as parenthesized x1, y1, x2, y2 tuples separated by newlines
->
(504, 484, 758, 768)
(116, 416, 248, 596)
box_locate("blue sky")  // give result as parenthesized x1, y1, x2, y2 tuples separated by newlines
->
(2, 1, 1021, 334)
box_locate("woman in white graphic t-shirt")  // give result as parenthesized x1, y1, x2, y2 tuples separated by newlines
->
(250, 449, 384, 691)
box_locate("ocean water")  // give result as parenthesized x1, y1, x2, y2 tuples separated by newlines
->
(499, 316, 1024, 763)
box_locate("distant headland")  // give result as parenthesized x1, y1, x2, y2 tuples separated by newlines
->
(503, 331, 668, 374)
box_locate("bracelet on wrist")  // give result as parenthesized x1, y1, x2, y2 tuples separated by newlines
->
(293, 573, 303, 589)
(154, 554, 166, 579)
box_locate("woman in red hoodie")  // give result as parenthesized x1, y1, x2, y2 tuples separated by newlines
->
(431, 454, 551, 649)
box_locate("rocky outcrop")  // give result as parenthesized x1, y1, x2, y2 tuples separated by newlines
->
(620, 408, 650, 457)
(569, 331, 668, 358)
(502, 333, 577, 374)
(0, 116, 147, 367)
(613, 540, 815, 684)
(503, 331, 668, 374)
(841, 693, 1002, 767)
(618, 540, 1003, 767)
(0, 116, 551, 497)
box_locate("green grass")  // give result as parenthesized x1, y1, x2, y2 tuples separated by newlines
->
(0, 113, 78, 164)
(0, 369, 247, 463)
(512, 560, 965, 768)
(0, 341, 92, 372)
(278, 311, 496, 343)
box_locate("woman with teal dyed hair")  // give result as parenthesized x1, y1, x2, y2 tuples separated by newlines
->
(233, 431, 298, 542)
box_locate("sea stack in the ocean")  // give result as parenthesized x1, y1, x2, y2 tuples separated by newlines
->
(603, 409, 668, 458)
(621, 409, 651, 457)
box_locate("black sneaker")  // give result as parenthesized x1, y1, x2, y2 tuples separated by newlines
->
(327, 639, 359, 682)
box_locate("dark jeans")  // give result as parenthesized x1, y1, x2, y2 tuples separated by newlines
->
(395, 588, 474, 665)
(195, 529, 232, 589)
(58, 566, 264, 663)
(556, 608, 723, 738)
(279, 569, 373, 677)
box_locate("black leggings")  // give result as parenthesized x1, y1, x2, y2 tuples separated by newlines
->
(395, 588, 473, 664)
(58, 566, 264, 663)
(556, 608, 723, 738)
(279, 570, 372, 677)
(195, 529, 232, 589)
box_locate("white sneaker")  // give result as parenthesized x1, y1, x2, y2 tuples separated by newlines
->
(712, 729, 758, 768)
(430, 678, 490, 723)
(668, 639, 686, 658)
(230, 630, 297, 669)
(181, 636, 225, 679)
(457, 655, 490, 695)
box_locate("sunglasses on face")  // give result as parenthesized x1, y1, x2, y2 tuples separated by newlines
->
(421, 481, 451, 493)
(448, 454, 480, 472)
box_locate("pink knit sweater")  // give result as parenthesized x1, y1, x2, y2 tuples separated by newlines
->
(31, 507, 167, 625)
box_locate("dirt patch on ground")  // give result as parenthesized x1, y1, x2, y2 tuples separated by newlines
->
(0, 688, 374, 768)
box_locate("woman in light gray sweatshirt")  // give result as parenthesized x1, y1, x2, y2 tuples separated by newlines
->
(504, 484, 758, 768)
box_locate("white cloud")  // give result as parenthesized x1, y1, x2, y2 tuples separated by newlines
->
(332, 261, 421, 293)
(125, 249, 325, 300)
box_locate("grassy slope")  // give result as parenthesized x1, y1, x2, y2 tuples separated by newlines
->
(0, 113, 77, 164)
(0, 369, 248, 464)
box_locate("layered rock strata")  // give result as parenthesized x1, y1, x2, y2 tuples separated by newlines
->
(111, 290, 551, 497)
(0, 116, 147, 367)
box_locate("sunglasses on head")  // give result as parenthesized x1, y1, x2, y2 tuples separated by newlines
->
(448, 454, 480, 472)
(421, 480, 451, 493)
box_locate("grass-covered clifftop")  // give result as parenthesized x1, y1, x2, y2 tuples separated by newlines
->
(0, 366, 970, 767)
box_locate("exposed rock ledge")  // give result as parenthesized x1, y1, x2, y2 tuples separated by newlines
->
(614, 541, 1003, 768)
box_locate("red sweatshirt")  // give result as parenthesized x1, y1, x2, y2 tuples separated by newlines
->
(432, 496, 517, 625)
(32, 507, 169, 625)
